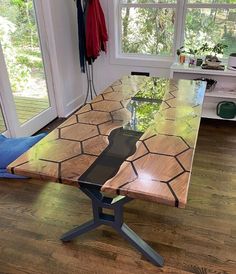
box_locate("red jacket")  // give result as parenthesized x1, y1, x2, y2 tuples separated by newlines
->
(86, 0, 108, 60)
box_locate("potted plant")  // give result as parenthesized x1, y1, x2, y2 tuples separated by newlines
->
(187, 48, 198, 66)
(176, 46, 186, 64)
(187, 44, 211, 66)
(205, 43, 228, 67)
(197, 43, 211, 66)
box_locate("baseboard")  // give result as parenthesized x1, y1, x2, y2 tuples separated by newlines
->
(63, 94, 85, 118)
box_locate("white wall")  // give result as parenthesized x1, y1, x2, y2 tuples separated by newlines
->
(90, 0, 171, 94)
(47, 0, 84, 117)
(48, 0, 172, 116)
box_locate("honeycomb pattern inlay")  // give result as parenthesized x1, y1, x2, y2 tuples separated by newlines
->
(8, 76, 206, 208)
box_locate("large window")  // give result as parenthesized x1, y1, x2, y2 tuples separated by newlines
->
(120, 0, 177, 56)
(118, 0, 236, 59)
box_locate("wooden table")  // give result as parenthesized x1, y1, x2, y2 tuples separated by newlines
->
(8, 76, 206, 267)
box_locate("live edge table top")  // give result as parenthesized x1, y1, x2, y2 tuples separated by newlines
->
(8, 76, 206, 208)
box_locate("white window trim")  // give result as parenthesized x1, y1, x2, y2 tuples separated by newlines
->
(187, 3, 236, 8)
(109, 0, 236, 68)
(0, 0, 59, 137)
(109, 0, 179, 68)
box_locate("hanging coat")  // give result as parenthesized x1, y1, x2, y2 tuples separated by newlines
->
(85, 0, 108, 62)
(76, 0, 86, 72)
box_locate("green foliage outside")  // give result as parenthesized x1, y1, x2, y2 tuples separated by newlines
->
(125, 78, 167, 132)
(121, 1, 236, 58)
(0, 0, 44, 93)
(185, 8, 236, 57)
(122, 5, 175, 55)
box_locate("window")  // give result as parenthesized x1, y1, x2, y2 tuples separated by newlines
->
(0, 103, 6, 133)
(185, 0, 236, 58)
(118, 0, 236, 59)
(119, 0, 178, 57)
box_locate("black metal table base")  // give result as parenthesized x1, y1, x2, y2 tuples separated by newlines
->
(60, 187, 164, 267)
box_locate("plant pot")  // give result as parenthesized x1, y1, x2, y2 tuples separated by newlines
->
(206, 60, 221, 68)
(196, 58, 203, 66)
(188, 56, 196, 67)
(179, 54, 186, 64)
(205, 55, 212, 61)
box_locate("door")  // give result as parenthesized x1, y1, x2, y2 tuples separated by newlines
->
(0, 0, 57, 137)
(0, 102, 7, 134)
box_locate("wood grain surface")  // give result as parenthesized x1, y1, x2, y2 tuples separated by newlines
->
(102, 78, 205, 208)
(0, 119, 236, 274)
(8, 76, 206, 208)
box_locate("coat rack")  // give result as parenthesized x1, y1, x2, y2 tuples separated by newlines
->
(83, 0, 97, 104)
(84, 62, 97, 104)
(75, 0, 107, 105)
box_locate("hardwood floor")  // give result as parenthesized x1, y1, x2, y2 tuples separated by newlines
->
(0, 119, 236, 274)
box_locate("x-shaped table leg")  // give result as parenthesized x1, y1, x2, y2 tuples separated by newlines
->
(60, 187, 164, 267)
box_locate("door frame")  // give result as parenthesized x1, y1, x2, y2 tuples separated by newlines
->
(0, 0, 58, 137)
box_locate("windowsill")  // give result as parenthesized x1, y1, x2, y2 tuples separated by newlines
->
(110, 53, 174, 69)
(170, 63, 236, 77)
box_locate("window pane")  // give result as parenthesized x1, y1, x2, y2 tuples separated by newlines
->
(188, 0, 236, 3)
(121, 0, 176, 3)
(0, 0, 50, 125)
(185, 8, 236, 57)
(121, 7, 175, 56)
(0, 103, 6, 133)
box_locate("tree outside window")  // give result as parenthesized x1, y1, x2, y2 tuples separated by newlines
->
(120, 0, 236, 58)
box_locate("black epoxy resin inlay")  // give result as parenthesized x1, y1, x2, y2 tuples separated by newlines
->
(79, 128, 142, 187)
(79, 80, 164, 188)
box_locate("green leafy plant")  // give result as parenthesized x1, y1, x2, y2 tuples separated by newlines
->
(199, 43, 211, 53)
(176, 46, 185, 56)
(211, 43, 228, 56)
(188, 48, 199, 56)
(205, 43, 228, 62)
(187, 43, 211, 57)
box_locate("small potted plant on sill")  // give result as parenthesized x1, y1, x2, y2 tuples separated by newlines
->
(176, 46, 186, 64)
(197, 43, 211, 66)
(187, 44, 210, 67)
(188, 48, 198, 67)
(205, 43, 228, 67)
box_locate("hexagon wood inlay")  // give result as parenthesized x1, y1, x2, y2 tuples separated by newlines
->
(144, 135, 188, 156)
(60, 155, 97, 185)
(58, 116, 77, 129)
(127, 141, 148, 161)
(120, 179, 176, 207)
(12, 160, 59, 181)
(36, 139, 82, 162)
(134, 154, 184, 182)
(98, 121, 124, 136)
(92, 101, 123, 112)
(103, 91, 131, 101)
(83, 135, 109, 156)
(75, 103, 92, 114)
(8, 76, 206, 208)
(61, 123, 99, 141)
(77, 110, 111, 125)
(177, 149, 194, 172)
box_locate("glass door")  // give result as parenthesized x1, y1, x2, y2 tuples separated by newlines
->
(0, 0, 57, 137)
(0, 102, 7, 134)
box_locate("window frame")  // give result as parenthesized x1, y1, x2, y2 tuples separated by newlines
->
(110, 0, 236, 68)
(117, 1, 181, 60)
(185, 1, 236, 60)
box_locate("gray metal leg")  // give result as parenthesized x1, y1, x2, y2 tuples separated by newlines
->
(117, 223, 164, 266)
(60, 187, 164, 267)
(60, 220, 100, 242)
